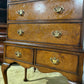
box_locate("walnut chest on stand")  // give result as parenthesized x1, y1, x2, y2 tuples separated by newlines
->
(1, 0, 84, 84)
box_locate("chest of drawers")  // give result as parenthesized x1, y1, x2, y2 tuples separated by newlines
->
(1, 0, 84, 84)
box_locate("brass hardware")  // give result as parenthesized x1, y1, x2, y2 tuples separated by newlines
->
(52, 31, 62, 38)
(50, 57, 60, 65)
(15, 51, 21, 58)
(17, 29, 24, 36)
(54, 7, 64, 13)
(18, 10, 25, 16)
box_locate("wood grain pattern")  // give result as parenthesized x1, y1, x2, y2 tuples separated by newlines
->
(6, 46, 33, 63)
(8, 23, 81, 45)
(8, 0, 83, 20)
(2, 0, 83, 84)
(36, 50, 78, 73)
(3, 43, 83, 83)
(36, 53, 84, 83)
(4, 41, 84, 53)
(36, 66, 80, 83)
(4, 58, 83, 83)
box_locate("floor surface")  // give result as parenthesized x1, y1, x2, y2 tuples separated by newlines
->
(0, 64, 84, 84)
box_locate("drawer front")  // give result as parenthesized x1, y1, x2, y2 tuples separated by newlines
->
(8, 24, 81, 45)
(6, 45, 33, 63)
(36, 50, 78, 73)
(8, 0, 83, 20)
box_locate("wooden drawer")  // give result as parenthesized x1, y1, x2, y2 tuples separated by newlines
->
(8, 0, 83, 20)
(6, 45, 33, 63)
(36, 50, 78, 73)
(8, 24, 81, 45)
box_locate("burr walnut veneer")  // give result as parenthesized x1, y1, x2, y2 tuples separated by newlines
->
(1, 0, 84, 84)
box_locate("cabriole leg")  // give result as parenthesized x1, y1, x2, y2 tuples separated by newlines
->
(1, 63, 10, 84)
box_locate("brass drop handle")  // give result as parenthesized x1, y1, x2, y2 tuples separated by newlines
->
(17, 29, 24, 36)
(18, 10, 25, 16)
(52, 31, 62, 38)
(54, 7, 64, 13)
(50, 57, 60, 65)
(15, 51, 21, 58)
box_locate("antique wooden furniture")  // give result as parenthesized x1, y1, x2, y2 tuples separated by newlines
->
(1, 0, 84, 84)
(0, 0, 7, 63)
